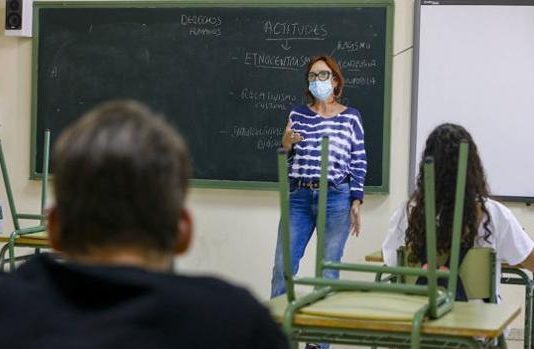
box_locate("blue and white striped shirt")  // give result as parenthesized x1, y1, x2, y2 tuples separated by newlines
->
(287, 105, 367, 201)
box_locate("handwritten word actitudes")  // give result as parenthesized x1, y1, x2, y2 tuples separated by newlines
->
(264, 20, 328, 38)
(180, 14, 223, 37)
(244, 52, 310, 70)
(336, 40, 371, 52)
(240, 88, 297, 111)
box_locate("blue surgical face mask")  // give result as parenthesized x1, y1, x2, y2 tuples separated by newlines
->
(309, 80, 333, 101)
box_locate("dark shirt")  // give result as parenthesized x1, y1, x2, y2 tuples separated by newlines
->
(0, 254, 288, 349)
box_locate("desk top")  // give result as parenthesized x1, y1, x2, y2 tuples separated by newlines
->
(0, 234, 49, 247)
(267, 293, 521, 338)
(365, 250, 384, 263)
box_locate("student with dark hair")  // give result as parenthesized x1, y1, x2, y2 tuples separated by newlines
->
(0, 100, 288, 349)
(382, 123, 534, 298)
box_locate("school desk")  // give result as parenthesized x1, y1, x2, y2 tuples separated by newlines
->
(365, 250, 534, 349)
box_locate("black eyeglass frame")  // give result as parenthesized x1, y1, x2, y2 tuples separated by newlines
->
(307, 70, 332, 82)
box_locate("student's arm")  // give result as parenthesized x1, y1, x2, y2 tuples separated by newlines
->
(514, 247, 534, 271)
(492, 202, 534, 270)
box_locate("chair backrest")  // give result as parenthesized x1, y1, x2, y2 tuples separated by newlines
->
(397, 246, 497, 301)
(0, 130, 51, 230)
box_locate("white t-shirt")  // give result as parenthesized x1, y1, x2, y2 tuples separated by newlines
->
(382, 198, 533, 295)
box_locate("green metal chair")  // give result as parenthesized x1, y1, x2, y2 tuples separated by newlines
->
(267, 137, 518, 349)
(0, 130, 51, 271)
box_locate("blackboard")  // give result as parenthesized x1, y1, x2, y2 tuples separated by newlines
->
(32, 1, 393, 191)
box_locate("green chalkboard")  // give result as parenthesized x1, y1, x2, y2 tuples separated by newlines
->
(31, 0, 393, 192)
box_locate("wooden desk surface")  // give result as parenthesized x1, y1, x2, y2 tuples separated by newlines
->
(0, 233, 49, 247)
(365, 250, 384, 263)
(268, 293, 521, 338)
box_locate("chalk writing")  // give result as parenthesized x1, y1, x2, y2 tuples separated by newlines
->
(231, 126, 284, 138)
(264, 20, 328, 50)
(344, 76, 377, 88)
(239, 87, 297, 111)
(257, 137, 281, 150)
(244, 52, 310, 71)
(180, 14, 222, 27)
(338, 58, 378, 71)
(336, 40, 371, 52)
(189, 28, 221, 36)
(180, 14, 223, 37)
(264, 20, 327, 38)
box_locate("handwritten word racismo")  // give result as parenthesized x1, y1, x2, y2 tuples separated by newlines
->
(264, 21, 327, 38)
(180, 15, 222, 27)
(336, 40, 371, 51)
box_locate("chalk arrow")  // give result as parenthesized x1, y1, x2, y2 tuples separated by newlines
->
(281, 40, 291, 51)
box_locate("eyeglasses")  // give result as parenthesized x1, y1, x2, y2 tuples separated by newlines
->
(307, 70, 332, 82)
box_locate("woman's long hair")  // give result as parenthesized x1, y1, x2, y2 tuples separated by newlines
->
(406, 123, 492, 263)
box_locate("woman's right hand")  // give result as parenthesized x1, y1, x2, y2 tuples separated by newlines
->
(282, 122, 303, 151)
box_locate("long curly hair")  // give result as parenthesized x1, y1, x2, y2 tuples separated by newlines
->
(406, 123, 492, 264)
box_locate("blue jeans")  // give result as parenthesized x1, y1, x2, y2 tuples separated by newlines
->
(270, 182, 351, 296)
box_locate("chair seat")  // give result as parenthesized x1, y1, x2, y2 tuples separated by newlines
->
(301, 291, 437, 321)
(267, 292, 521, 338)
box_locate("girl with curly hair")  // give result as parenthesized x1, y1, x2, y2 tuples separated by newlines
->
(382, 123, 534, 298)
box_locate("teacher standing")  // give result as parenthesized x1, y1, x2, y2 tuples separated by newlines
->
(271, 55, 367, 300)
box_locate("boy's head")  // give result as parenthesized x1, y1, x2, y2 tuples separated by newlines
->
(48, 100, 192, 266)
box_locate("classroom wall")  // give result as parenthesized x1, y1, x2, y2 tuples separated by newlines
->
(1, 0, 533, 306)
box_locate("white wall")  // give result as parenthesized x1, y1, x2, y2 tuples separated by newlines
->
(1, 1, 533, 309)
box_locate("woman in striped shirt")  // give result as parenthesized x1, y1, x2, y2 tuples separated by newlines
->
(271, 56, 367, 305)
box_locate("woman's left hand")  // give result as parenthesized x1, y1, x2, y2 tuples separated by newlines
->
(350, 201, 362, 236)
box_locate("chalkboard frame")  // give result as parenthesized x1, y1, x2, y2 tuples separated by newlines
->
(30, 0, 394, 193)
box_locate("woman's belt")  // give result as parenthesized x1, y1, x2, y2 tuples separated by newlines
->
(293, 178, 349, 190)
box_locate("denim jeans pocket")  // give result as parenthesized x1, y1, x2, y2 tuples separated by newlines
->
(329, 182, 350, 194)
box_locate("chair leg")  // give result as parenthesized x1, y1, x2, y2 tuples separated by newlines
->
(527, 276, 534, 349)
(0, 243, 9, 272)
(497, 333, 507, 349)
(8, 230, 18, 271)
